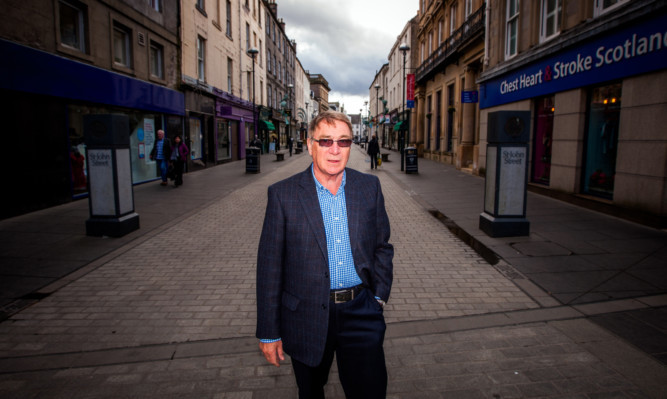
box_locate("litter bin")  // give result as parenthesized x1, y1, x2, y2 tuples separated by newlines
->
(405, 147, 418, 174)
(295, 140, 303, 154)
(246, 147, 260, 173)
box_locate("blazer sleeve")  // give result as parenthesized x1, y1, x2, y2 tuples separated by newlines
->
(372, 179, 394, 302)
(256, 185, 285, 340)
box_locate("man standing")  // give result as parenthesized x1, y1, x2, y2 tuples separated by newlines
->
(367, 134, 380, 170)
(256, 111, 394, 398)
(149, 129, 172, 186)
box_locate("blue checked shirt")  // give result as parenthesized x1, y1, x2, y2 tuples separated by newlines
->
(312, 167, 363, 290)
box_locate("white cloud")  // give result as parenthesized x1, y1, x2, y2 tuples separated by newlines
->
(277, 0, 418, 113)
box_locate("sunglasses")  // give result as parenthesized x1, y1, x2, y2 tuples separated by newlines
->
(311, 138, 353, 148)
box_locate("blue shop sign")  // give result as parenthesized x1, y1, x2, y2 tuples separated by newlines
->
(480, 12, 667, 109)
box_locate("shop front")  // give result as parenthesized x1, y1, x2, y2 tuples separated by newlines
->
(215, 93, 254, 162)
(478, 11, 667, 225)
(0, 39, 184, 219)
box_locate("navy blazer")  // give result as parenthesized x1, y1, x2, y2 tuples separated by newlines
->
(256, 166, 394, 367)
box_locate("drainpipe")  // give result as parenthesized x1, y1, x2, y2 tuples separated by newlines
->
(483, 1, 490, 66)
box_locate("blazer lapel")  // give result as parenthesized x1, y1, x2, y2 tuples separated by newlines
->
(298, 167, 329, 264)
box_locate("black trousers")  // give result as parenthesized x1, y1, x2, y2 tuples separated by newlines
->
(173, 160, 184, 186)
(291, 288, 387, 399)
(370, 154, 378, 169)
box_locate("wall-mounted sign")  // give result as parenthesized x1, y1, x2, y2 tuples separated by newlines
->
(462, 90, 479, 103)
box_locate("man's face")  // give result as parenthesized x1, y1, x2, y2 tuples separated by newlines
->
(308, 120, 352, 180)
(157, 131, 164, 140)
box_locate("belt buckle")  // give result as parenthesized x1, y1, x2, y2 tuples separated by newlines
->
(333, 289, 352, 304)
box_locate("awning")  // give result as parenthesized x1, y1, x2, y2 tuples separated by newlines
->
(393, 121, 406, 131)
(259, 120, 275, 131)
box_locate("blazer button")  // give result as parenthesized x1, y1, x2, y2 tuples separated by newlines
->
(321, 304, 327, 310)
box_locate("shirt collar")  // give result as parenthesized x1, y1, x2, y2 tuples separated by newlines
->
(311, 164, 346, 196)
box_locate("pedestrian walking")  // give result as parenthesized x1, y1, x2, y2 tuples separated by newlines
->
(149, 129, 172, 186)
(256, 110, 394, 399)
(170, 135, 189, 187)
(288, 136, 294, 156)
(367, 134, 380, 169)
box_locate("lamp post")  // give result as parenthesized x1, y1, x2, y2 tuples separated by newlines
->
(247, 47, 259, 148)
(374, 83, 380, 141)
(287, 83, 294, 142)
(399, 42, 410, 172)
(305, 101, 309, 140)
(364, 100, 368, 142)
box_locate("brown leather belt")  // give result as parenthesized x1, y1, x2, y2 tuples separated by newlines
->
(330, 285, 363, 303)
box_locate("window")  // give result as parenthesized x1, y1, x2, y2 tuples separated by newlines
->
(420, 41, 425, 63)
(505, 0, 519, 59)
(266, 12, 270, 34)
(428, 31, 433, 55)
(196, 0, 205, 12)
(59, 0, 87, 53)
(449, 3, 457, 34)
(149, 41, 163, 79)
(594, 0, 628, 17)
(197, 36, 206, 81)
(438, 19, 443, 44)
(227, 57, 233, 93)
(267, 49, 271, 72)
(268, 85, 273, 109)
(540, 0, 561, 42)
(259, 40, 263, 66)
(464, 0, 473, 18)
(149, 0, 161, 12)
(278, 62, 282, 82)
(226, 1, 232, 36)
(246, 23, 250, 50)
(247, 71, 252, 101)
(113, 22, 132, 68)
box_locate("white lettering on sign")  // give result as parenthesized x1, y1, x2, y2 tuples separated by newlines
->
(498, 28, 666, 97)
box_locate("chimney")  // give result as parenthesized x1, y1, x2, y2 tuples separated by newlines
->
(279, 18, 285, 32)
(268, 0, 277, 17)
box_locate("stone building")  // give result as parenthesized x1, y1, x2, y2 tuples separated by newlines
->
(386, 18, 418, 152)
(0, 0, 183, 219)
(478, 0, 667, 226)
(309, 74, 331, 116)
(180, 0, 267, 166)
(415, 0, 486, 172)
(262, 0, 297, 152)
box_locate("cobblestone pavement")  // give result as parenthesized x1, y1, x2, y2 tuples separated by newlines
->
(0, 148, 665, 398)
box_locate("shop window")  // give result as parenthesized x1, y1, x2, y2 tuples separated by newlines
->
(426, 95, 432, 150)
(505, 0, 519, 59)
(149, 40, 164, 79)
(435, 91, 442, 151)
(59, 0, 88, 53)
(446, 84, 455, 152)
(190, 117, 203, 160)
(113, 21, 132, 68)
(540, 0, 562, 43)
(582, 83, 621, 199)
(216, 119, 232, 161)
(532, 96, 554, 185)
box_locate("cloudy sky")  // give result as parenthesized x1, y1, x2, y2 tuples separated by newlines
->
(277, 0, 419, 116)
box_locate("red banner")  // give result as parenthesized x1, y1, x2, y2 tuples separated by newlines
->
(406, 74, 415, 101)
